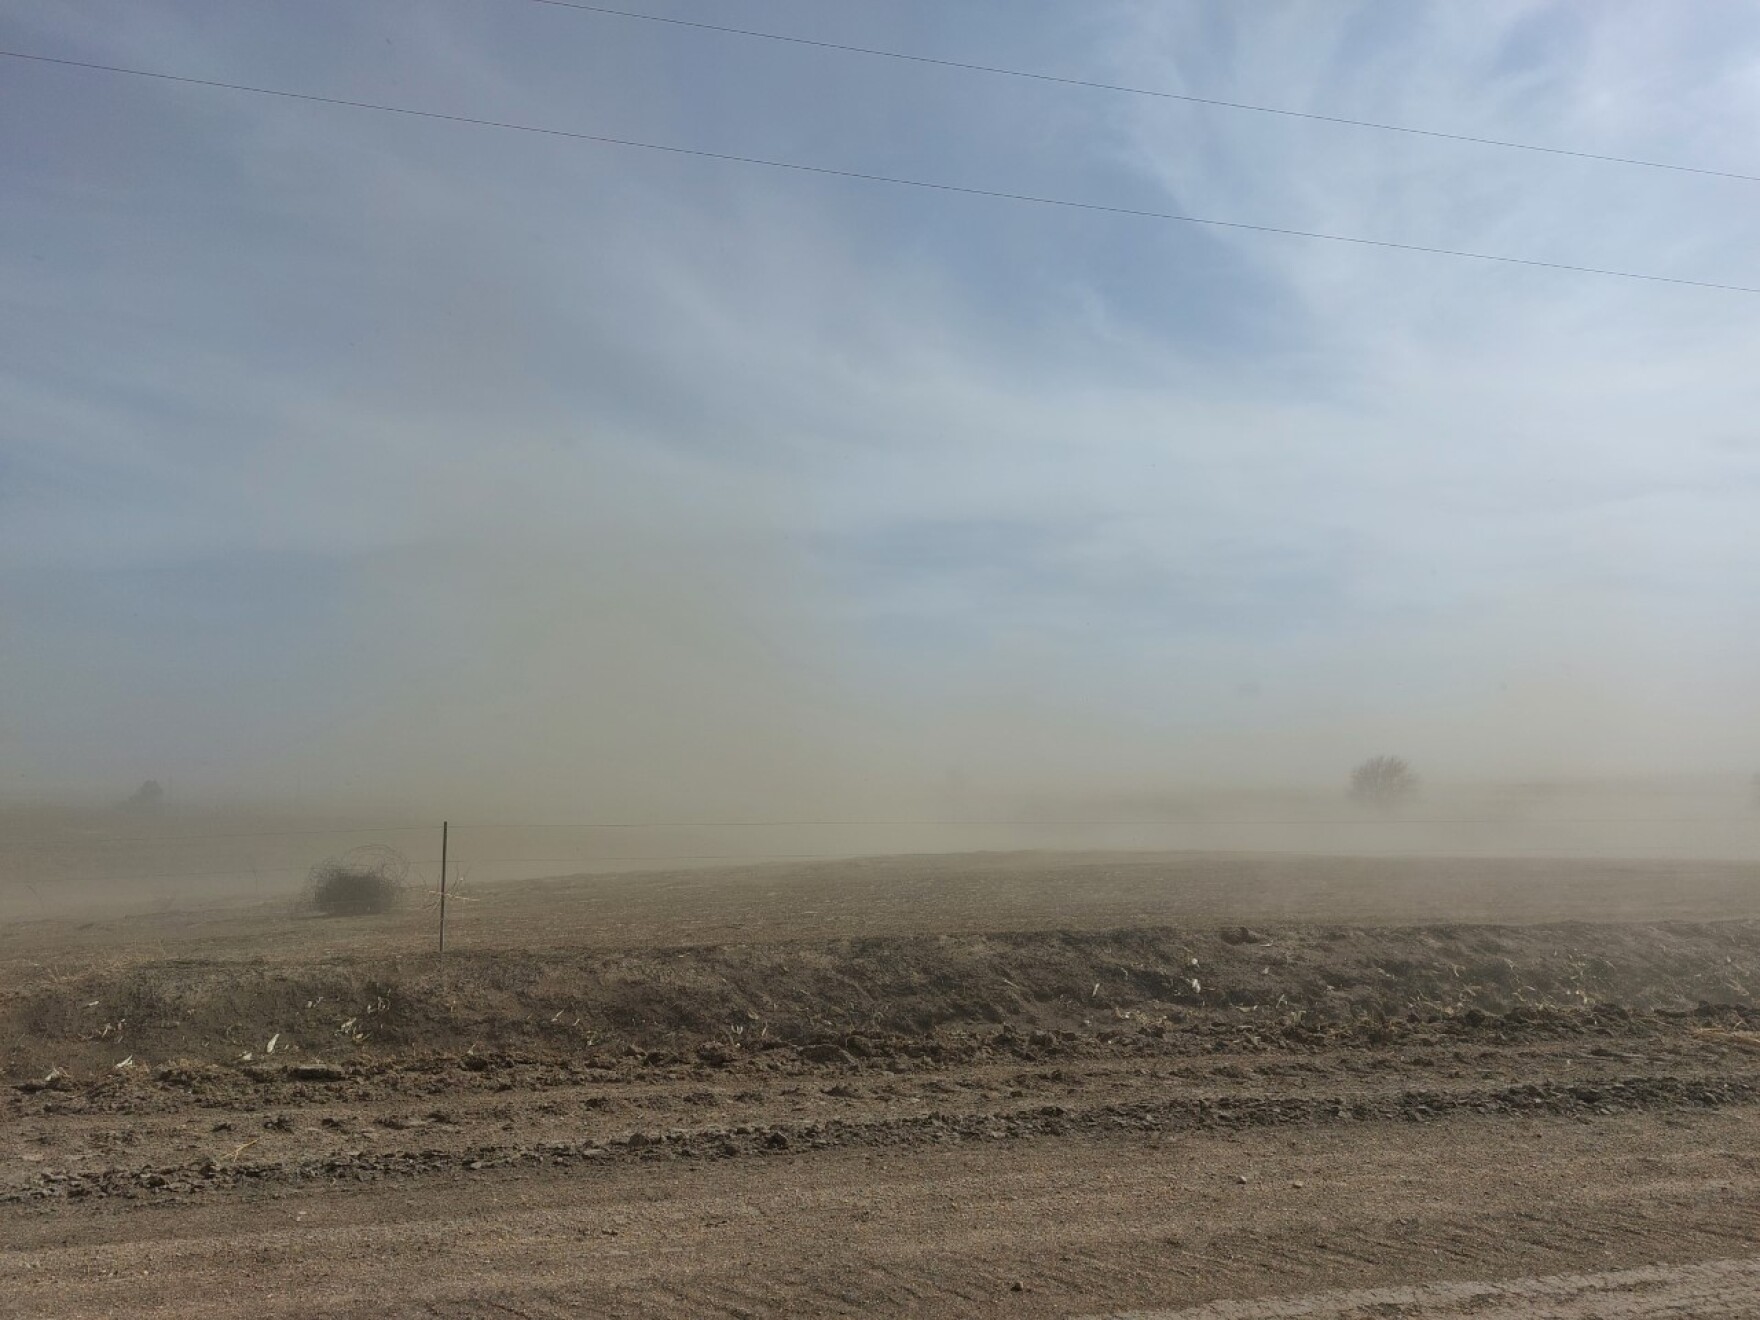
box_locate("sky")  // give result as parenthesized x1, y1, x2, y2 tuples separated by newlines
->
(2, 0, 1758, 815)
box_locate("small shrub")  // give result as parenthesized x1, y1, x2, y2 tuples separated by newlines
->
(1349, 754, 1418, 809)
(307, 846, 408, 916)
(120, 779, 166, 814)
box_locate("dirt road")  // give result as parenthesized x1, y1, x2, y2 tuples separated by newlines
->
(1093, 1258, 1760, 1318)
(6, 1102, 1758, 1317)
(4, 853, 1759, 1316)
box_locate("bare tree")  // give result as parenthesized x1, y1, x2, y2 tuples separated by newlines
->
(1350, 755, 1418, 810)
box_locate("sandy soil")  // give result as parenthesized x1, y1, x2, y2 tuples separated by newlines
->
(7, 849, 1760, 965)
(4, 852, 1759, 1317)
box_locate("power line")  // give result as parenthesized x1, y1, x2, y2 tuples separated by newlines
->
(4, 47, 1757, 297)
(506, 0, 1760, 187)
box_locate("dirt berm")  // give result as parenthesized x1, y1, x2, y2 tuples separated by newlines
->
(7, 920, 1757, 1078)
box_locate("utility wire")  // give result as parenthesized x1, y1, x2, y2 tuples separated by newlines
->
(4, 48, 1757, 297)
(506, 0, 1760, 187)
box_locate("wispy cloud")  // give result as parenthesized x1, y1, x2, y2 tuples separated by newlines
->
(3, 0, 1756, 803)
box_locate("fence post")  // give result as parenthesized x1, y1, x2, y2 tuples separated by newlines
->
(438, 820, 449, 958)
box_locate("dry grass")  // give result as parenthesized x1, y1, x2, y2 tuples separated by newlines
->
(1690, 1026, 1760, 1055)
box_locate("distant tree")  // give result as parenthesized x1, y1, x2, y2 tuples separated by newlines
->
(1349, 755, 1418, 810)
(120, 780, 165, 814)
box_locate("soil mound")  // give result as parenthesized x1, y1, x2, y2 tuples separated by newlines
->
(5, 920, 1756, 1077)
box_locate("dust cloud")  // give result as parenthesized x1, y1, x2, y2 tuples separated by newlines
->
(6, 529, 1758, 928)
(7, 451, 1760, 923)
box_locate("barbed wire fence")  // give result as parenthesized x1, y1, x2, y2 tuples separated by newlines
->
(5, 810, 1758, 954)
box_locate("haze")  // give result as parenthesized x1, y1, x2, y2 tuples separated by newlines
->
(4, 0, 1759, 827)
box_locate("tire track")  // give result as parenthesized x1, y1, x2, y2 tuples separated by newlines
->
(1087, 1256, 1760, 1318)
(12, 1069, 1760, 1203)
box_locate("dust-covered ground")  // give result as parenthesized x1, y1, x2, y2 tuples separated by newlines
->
(5, 851, 1760, 1317)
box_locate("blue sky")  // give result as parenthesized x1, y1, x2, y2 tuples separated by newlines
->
(3, 0, 1758, 809)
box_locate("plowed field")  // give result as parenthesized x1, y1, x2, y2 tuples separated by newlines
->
(5, 852, 1759, 1317)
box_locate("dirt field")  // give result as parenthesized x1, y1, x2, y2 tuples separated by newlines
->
(4, 851, 1760, 1317)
